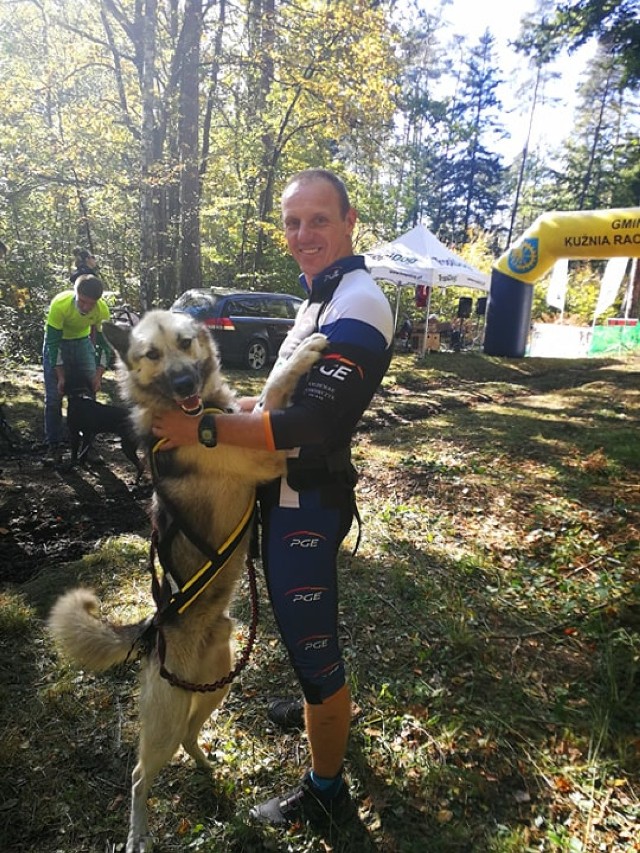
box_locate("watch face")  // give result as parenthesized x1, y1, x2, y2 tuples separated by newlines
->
(199, 414, 217, 447)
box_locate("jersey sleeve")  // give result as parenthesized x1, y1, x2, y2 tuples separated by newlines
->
(268, 338, 390, 450)
(44, 325, 64, 366)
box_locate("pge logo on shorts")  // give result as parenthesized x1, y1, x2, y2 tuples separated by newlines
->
(284, 530, 326, 549)
(286, 585, 327, 603)
(299, 634, 331, 652)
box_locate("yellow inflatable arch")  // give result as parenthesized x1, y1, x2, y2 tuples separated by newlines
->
(483, 207, 640, 357)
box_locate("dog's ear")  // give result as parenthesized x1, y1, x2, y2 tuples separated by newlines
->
(103, 322, 132, 362)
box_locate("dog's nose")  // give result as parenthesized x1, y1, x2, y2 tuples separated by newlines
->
(169, 370, 197, 398)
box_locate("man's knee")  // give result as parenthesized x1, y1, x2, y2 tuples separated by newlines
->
(299, 661, 346, 704)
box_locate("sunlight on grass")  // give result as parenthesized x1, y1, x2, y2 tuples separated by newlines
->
(1, 354, 638, 852)
(0, 590, 36, 634)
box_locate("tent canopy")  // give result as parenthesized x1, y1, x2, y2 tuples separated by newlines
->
(365, 224, 489, 291)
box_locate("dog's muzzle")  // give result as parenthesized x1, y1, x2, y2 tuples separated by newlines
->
(168, 368, 203, 416)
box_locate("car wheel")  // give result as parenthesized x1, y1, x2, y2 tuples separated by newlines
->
(245, 338, 269, 370)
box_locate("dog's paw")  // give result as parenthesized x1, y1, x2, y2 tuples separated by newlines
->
(288, 333, 328, 372)
(260, 334, 328, 410)
(300, 332, 329, 354)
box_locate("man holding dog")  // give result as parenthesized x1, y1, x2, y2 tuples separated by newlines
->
(42, 273, 111, 462)
(153, 168, 394, 836)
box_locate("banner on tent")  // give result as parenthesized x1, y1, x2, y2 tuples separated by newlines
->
(365, 224, 490, 291)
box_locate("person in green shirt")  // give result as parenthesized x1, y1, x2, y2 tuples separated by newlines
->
(42, 274, 111, 460)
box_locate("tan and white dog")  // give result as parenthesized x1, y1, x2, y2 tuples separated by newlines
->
(48, 309, 326, 853)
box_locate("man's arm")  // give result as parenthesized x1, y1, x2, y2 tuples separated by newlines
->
(151, 408, 276, 451)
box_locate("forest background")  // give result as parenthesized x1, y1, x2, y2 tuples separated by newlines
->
(0, 0, 639, 360)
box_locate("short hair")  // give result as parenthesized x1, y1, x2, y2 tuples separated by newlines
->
(283, 169, 351, 218)
(75, 274, 103, 301)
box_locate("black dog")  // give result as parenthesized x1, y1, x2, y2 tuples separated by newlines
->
(66, 391, 144, 482)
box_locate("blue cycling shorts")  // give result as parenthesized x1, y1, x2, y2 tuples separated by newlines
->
(258, 479, 354, 704)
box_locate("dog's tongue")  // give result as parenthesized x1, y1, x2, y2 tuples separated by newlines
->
(179, 395, 203, 416)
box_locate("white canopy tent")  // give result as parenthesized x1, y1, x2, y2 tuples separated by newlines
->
(364, 224, 490, 353)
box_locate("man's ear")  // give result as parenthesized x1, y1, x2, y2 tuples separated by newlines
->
(345, 206, 357, 235)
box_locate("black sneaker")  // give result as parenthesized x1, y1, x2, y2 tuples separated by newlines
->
(267, 697, 304, 731)
(249, 770, 355, 830)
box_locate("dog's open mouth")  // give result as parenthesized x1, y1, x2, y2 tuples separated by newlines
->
(178, 395, 203, 416)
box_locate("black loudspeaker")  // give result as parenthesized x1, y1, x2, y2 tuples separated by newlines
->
(476, 296, 487, 316)
(457, 297, 472, 318)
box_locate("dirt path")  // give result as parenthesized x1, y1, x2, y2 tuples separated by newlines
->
(2, 354, 638, 586)
(1, 365, 152, 585)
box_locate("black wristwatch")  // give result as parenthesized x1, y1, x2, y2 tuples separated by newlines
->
(198, 413, 217, 447)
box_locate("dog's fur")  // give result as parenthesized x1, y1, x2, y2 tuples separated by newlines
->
(66, 390, 144, 481)
(48, 309, 327, 853)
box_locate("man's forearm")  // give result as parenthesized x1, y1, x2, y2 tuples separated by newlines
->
(217, 411, 275, 450)
(152, 409, 276, 451)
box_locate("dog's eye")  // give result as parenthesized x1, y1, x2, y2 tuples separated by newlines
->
(178, 337, 192, 351)
(145, 348, 161, 361)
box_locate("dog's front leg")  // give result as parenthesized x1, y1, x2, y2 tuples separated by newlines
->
(261, 333, 328, 409)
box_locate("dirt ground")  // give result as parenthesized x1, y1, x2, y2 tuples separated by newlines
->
(1, 353, 637, 590)
(0, 368, 153, 586)
(1, 353, 639, 853)
(0, 360, 416, 588)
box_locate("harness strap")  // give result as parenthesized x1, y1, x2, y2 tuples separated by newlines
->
(139, 434, 260, 692)
(164, 499, 255, 617)
(149, 437, 256, 620)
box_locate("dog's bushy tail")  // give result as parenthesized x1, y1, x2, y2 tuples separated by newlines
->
(48, 588, 146, 671)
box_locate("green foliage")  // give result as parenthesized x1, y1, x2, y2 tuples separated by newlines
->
(0, 0, 637, 328)
(534, 0, 640, 88)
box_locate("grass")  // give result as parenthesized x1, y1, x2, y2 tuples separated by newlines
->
(1, 350, 639, 852)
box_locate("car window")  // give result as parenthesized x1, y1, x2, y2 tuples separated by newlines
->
(265, 297, 292, 319)
(227, 297, 265, 318)
(285, 298, 302, 319)
(174, 291, 220, 312)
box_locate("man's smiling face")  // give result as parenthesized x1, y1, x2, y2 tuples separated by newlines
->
(281, 177, 356, 283)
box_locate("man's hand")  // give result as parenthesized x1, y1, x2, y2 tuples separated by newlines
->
(237, 396, 258, 412)
(91, 367, 105, 394)
(151, 409, 200, 450)
(56, 367, 65, 396)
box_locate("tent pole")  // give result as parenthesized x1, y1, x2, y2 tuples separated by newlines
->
(419, 287, 432, 358)
(393, 285, 401, 332)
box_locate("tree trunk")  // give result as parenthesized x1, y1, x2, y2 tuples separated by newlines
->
(139, 0, 158, 310)
(253, 0, 276, 280)
(178, 0, 203, 294)
(508, 64, 541, 246)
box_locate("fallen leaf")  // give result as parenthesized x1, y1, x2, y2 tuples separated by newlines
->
(177, 818, 190, 835)
(436, 809, 454, 823)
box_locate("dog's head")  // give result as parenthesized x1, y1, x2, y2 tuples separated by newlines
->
(103, 309, 230, 420)
(64, 369, 93, 401)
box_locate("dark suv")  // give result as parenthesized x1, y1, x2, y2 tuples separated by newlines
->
(172, 288, 303, 370)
